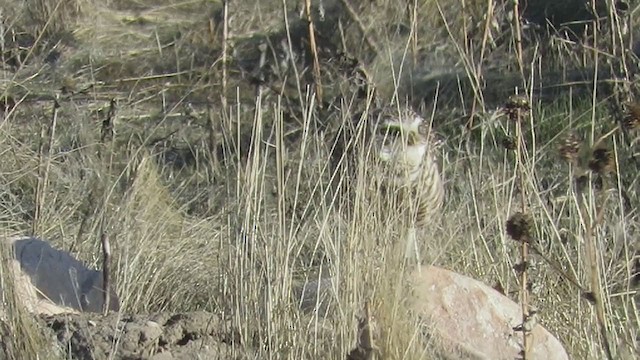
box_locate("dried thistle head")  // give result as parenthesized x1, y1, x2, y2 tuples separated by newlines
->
(506, 212, 533, 243)
(0, 95, 16, 113)
(559, 132, 582, 164)
(506, 95, 530, 111)
(588, 146, 614, 174)
(593, 175, 604, 191)
(582, 291, 597, 304)
(622, 102, 640, 131)
(575, 174, 589, 193)
(616, 0, 630, 12)
(501, 136, 517, 150)
(504, 95, 530, 121)
(513, 261, 529, 274)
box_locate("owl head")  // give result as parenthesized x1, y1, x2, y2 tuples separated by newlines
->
(378, 107, 424, 135)
(374, 108, 430, 183)
(376, 107, 444, 149)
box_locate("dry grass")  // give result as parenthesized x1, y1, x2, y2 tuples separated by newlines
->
(0, 0, 638, 359)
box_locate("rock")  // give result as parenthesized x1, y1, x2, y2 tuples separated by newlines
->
(150, 351, 174, 360)
(407, 265, 569, 360)
(1, 236, 120, 315)
(295, 277, 334, 318)
(121, 319, 163, 354)
(141, 320, 163, 345)
(296, 265, 569, 360)
(521, 0, 597, 29)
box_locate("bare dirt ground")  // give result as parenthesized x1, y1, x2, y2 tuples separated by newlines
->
(0, 311, 241, 360)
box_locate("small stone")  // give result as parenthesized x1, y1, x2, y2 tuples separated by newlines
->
(150, 351, 174, 360)
(141, 321, 163, 344)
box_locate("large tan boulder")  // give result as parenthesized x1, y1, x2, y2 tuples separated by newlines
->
(296, 265, 568, 359)
(1, 236, 120, 317)
(408, 265, 568, 360)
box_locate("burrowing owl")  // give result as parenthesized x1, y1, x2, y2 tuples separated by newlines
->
(330, 105, 444, 261)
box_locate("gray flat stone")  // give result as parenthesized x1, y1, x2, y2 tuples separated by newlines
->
(6, 236, 119, 313)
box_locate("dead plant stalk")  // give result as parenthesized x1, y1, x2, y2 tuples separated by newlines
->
(304, 0, 323, 105)
(513, 107, 530, 359)
(221, 0, 229, 110)
(32, 97, 60, 236)
(577, 186, 613, 359)
(586, 15, 614, 358)
(102, 232, 111, 314)
(512, 0, 525, 79)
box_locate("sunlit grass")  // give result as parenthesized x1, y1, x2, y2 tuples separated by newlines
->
(0, 0, 638, 359)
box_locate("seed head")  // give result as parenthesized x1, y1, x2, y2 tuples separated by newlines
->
(593, 175, 604, 191)
(504, 95, 530, 121)
(506, 212, 533, 243)
(0, 95, 16, 113)
(582, 291, 597, 304)
(559, 132, 582, 164)
(513, 261, 529, 274)
(623, 102, 640, 131)
(501, 136, 517, 150)
(616, 0, 629, 13)
(575, 174, 589, 193)
(631, 257, 639, 287)
(588, 146, 614, 174)
(506, 95, 530, 111)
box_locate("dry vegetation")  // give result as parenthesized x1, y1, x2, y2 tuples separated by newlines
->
(0, 0, 638, 359)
